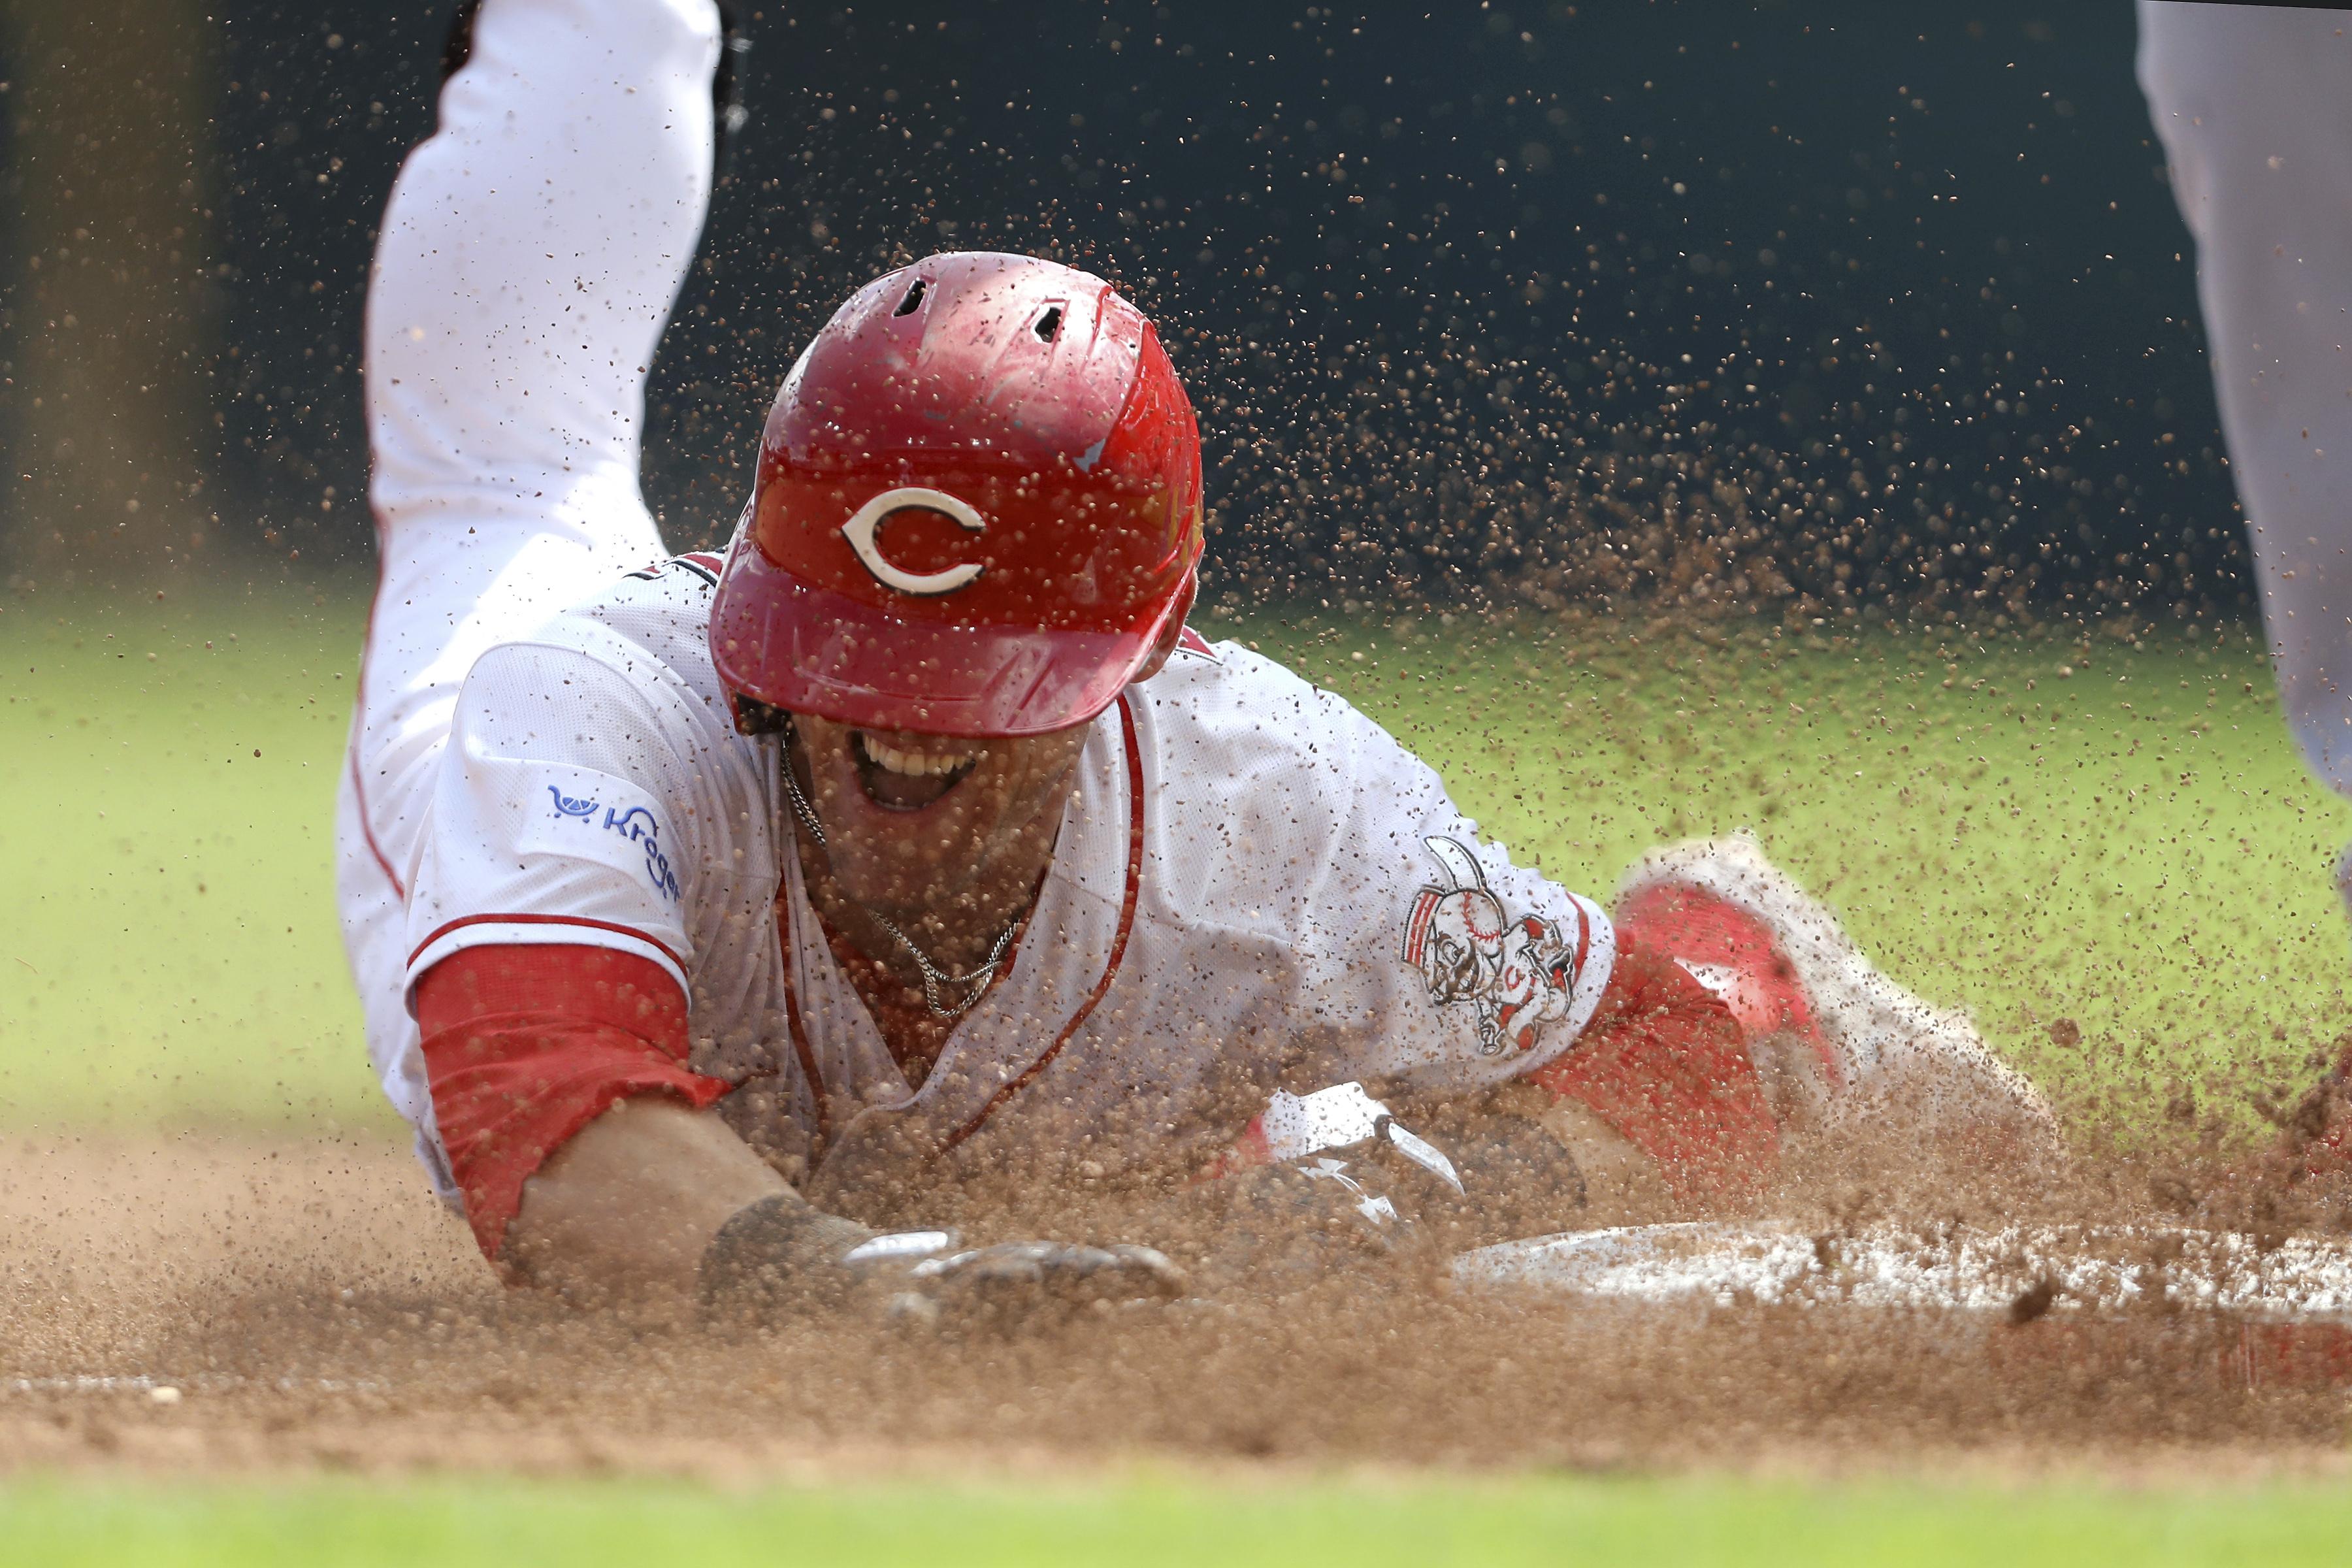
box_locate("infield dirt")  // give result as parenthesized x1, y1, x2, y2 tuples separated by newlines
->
(6, 1134, 2351, 1482)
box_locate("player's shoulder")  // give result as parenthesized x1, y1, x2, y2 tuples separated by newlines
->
(1136, 630, 1371, 764)
(463, 550, 734, 729)
(522, 551, 726, 675)
(578, 549, 727, 623)
(1139, 629, 1352, 725)
(1130, 631, 1424, 934)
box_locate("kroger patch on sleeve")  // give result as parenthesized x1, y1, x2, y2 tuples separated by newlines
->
(401, 745, 698, 998)
(507, 762, 687, 907)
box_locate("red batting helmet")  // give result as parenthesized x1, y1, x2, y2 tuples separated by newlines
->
(709, 251, 1204, 738)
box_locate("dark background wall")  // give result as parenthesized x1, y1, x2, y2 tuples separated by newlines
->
(1, 2, 2251, 625)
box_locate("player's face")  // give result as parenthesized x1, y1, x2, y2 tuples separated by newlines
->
(786, 714, 1093, 918)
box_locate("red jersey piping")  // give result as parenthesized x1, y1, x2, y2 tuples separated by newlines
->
(407, 911, 689, 977)
(772, 695, 1147, 1162)
(774, 889, 835, 1151)
(941, 693, 1147, 1152)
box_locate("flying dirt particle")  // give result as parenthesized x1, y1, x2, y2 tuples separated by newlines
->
(1220, 1424, 1279, 1458)
(2047, 1018, 2082, 1047)
(2008, 1279, 2059, 1325)
(148, 1385, 182, 1406)
(2148, 1173, 2198, 1215)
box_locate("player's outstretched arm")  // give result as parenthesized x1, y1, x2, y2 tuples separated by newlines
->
(503, 1098, 797, 1303)
(346, 0, 727, 1122)
(507, 1106, 1186, 1322)
(501, 1094, 1173, 1319)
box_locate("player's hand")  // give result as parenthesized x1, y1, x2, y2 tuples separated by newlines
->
(1151, 1082, 1469, 1294)
(698, 1196, 1183, 1328)
(883, 1239, 1188, 1328)
(1141, 1152, 1454, 1297)
(1420, 1105, 1592, 1245)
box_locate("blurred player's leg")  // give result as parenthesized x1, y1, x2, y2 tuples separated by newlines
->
(336, 0, 719, 1188)
(2138, 5, 2352, 874)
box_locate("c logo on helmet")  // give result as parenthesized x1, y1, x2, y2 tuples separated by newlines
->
(840, 487, 987, 596)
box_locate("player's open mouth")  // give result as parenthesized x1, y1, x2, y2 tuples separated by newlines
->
(851, 730, 981, 811)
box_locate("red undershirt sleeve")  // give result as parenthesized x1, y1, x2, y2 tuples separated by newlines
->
(416, 943, 733, 1262)
(1521, 930, 1781, 1198)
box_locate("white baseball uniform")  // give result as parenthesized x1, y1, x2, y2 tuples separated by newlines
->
(2140, 7, 2352, 860)
(340, 0, 1616, 1218)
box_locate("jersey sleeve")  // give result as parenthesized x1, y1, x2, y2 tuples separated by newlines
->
(418, 943, 732, 1261)
(402, 639, 710, 1003)
(1294, 693, 1618, 1094)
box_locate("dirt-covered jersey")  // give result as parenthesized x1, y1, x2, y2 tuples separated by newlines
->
(401, 555, 1616, 1208)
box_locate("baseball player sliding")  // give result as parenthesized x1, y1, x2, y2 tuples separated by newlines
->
(338, 0, 2052, 1317)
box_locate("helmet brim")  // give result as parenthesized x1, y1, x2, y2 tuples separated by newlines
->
(708, 531, 1184, 738)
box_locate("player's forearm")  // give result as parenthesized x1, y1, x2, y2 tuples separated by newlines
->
(502, 1098, 795, 1303)
(508, 1099, 1185, 1320)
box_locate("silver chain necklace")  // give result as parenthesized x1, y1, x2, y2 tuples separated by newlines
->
(779, 741, 1019, 1020)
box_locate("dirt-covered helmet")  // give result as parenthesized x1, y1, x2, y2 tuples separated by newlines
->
(709, 251, 1203, 738)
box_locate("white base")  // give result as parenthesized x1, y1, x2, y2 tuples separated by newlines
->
(1454, 1220, 2352, 1320)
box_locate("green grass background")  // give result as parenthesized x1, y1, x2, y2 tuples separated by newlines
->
(5, 591, 2344, 1134)
(0, 586, 384, 1130)
(6, 1473, 2352, 1568)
